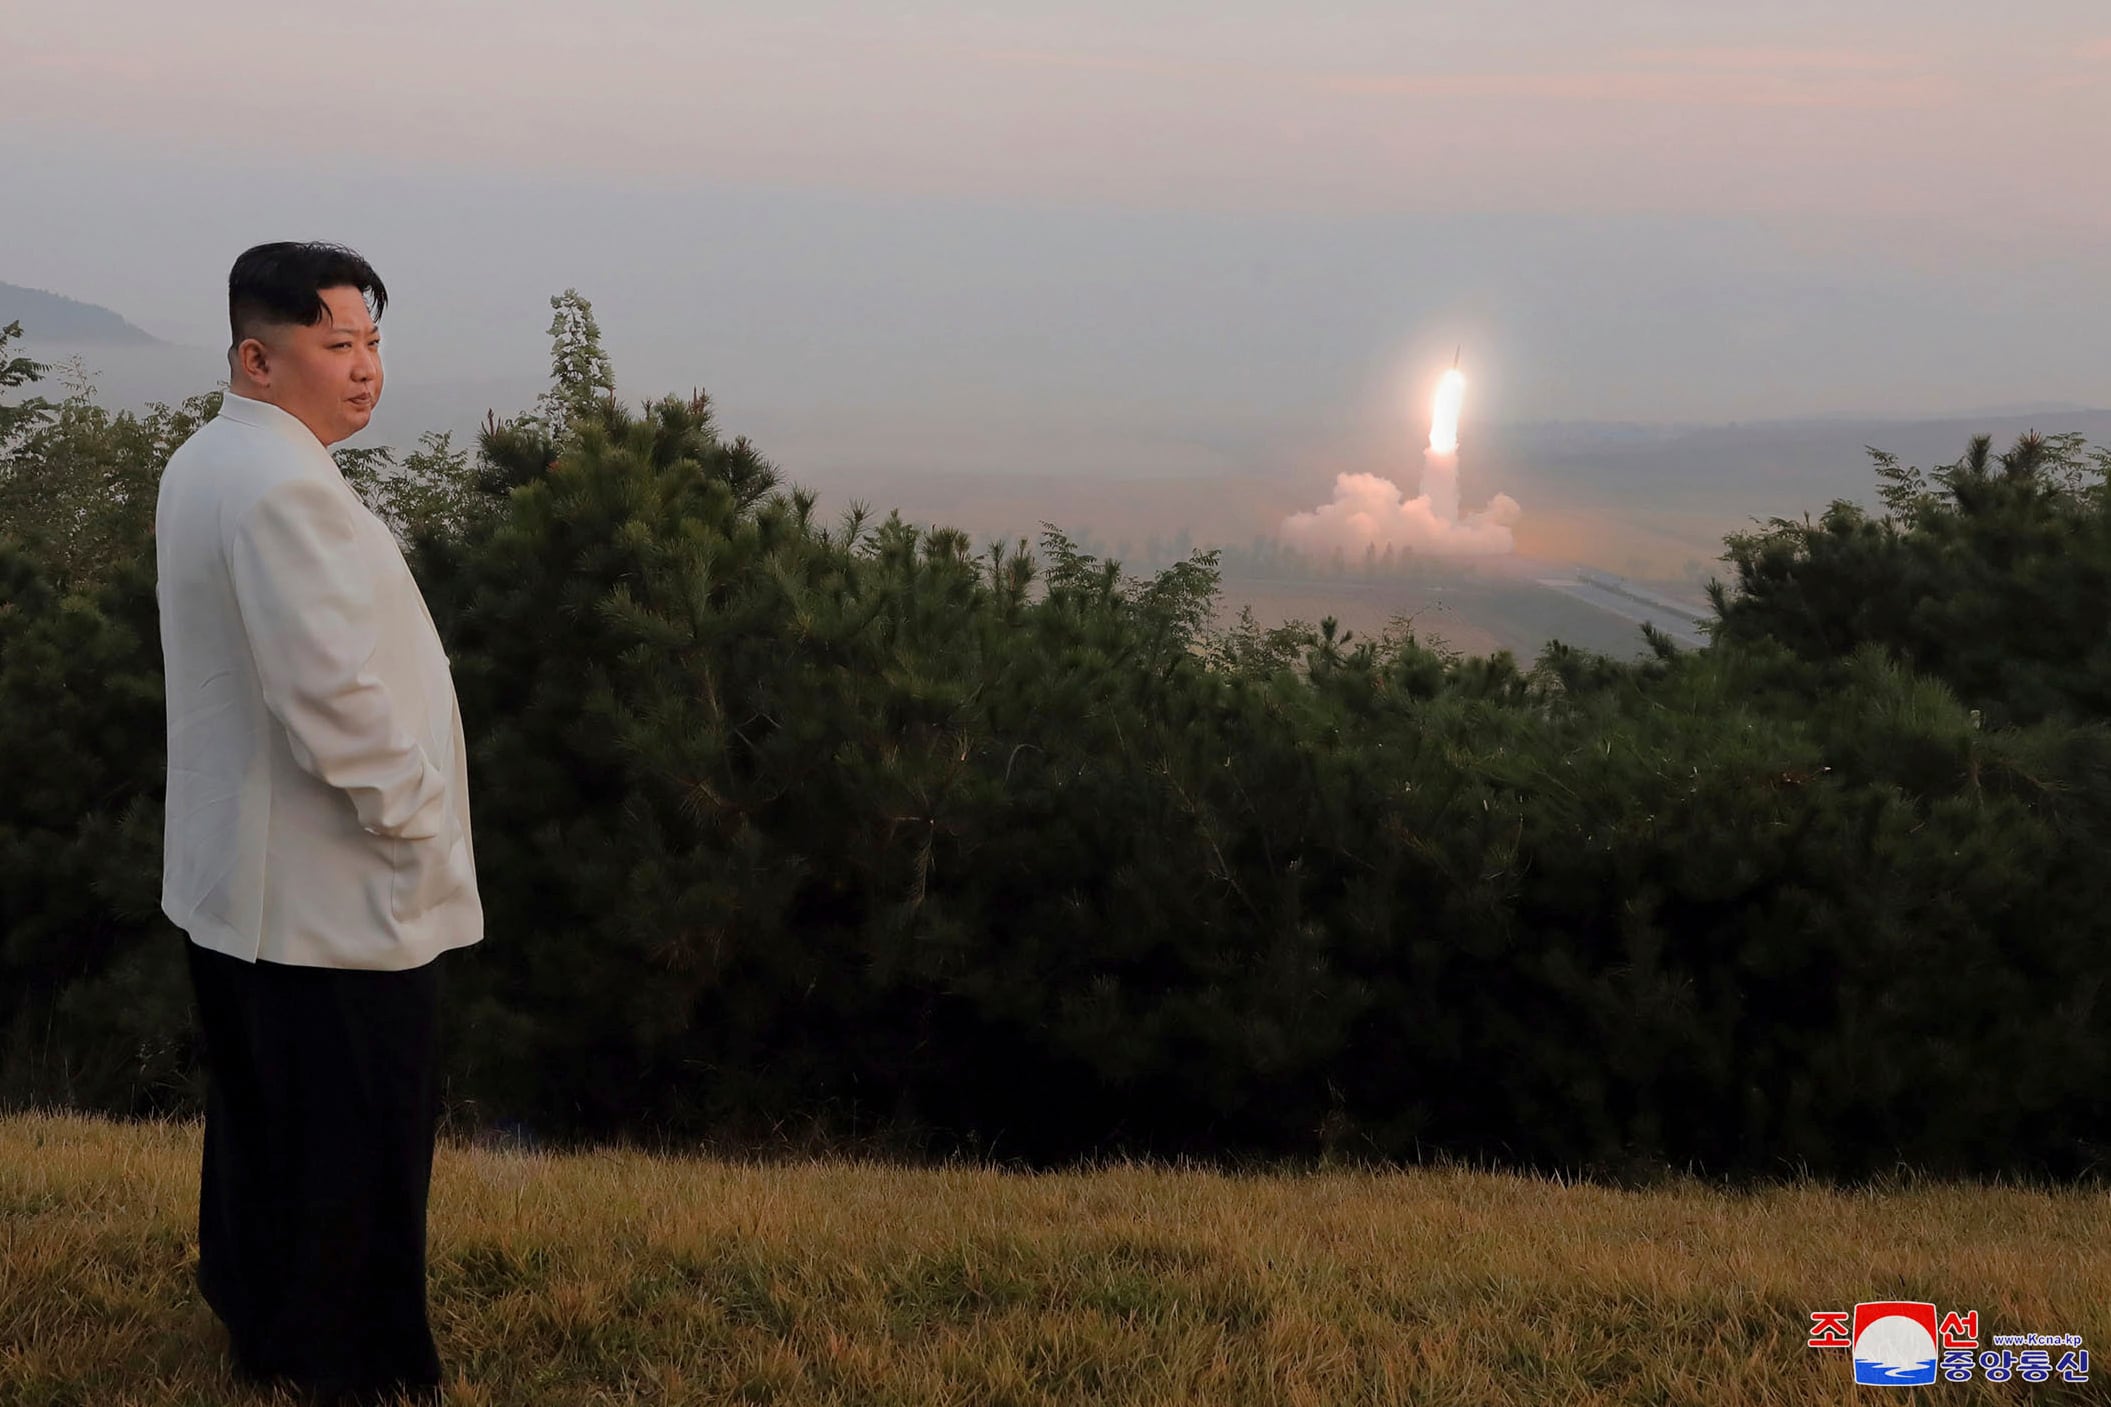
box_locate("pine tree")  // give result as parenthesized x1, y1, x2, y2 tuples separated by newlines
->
(1713, 431, 2111, 726)
(534, 288, 617, 440)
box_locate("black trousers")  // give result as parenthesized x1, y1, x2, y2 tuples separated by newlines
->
(185, 940, 447, 1405)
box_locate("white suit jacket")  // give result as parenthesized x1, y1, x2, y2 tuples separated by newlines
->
(155, 392, 482, 970)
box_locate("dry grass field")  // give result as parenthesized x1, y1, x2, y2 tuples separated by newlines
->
(4, 1109, 2106, 1405)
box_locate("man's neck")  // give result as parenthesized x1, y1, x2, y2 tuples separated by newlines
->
(226, 388, 335, 447)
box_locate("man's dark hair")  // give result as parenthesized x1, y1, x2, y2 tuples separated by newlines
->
(228, 242, 388, 348)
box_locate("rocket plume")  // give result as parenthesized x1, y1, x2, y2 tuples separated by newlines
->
(1430, 368, 1465, 454)
(1422, 367, 1466, 523)
(1279, 360, 1521, 560)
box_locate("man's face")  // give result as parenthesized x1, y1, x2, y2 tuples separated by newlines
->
(240, 285, 383, 446)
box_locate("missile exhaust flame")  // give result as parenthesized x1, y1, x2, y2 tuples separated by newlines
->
(1277, 353, 1520, 560)
(1429, 368, 1466, 455)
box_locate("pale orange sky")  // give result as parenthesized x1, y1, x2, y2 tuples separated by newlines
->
(16, 3, 2111, 228)
(6, 1, 2110, 431)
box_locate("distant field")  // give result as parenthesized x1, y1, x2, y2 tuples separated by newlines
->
(1214, 574, 1679, 661)
(5, 1110, 2105, 1405)
(1215, 547, 1716, 662)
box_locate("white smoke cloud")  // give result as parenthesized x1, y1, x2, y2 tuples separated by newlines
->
(1279, 468, 1522, 559)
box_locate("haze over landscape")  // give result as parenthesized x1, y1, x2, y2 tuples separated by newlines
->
(9, 0, 2110, 656)
(13, 14, 2111, 1401)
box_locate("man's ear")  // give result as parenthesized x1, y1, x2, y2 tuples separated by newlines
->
(233, 336, 272, 384)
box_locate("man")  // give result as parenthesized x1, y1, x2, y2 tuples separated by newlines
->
(156, 241, 482, 1406)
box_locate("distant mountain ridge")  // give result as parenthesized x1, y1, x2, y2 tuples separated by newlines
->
(0, 281, 163, 346)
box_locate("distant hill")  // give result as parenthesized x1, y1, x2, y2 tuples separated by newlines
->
(0, 282, 163, 346)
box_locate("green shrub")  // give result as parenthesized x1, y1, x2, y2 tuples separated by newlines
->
(3, 306, 2106, 1182)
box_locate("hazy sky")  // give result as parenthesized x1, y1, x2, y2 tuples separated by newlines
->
(9, 1, 2110, 445)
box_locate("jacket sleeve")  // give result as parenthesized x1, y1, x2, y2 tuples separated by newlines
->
(227, 477, 451, 841)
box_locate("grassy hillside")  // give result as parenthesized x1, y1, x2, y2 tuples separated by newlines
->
(3, 1110, 2105, 1405)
